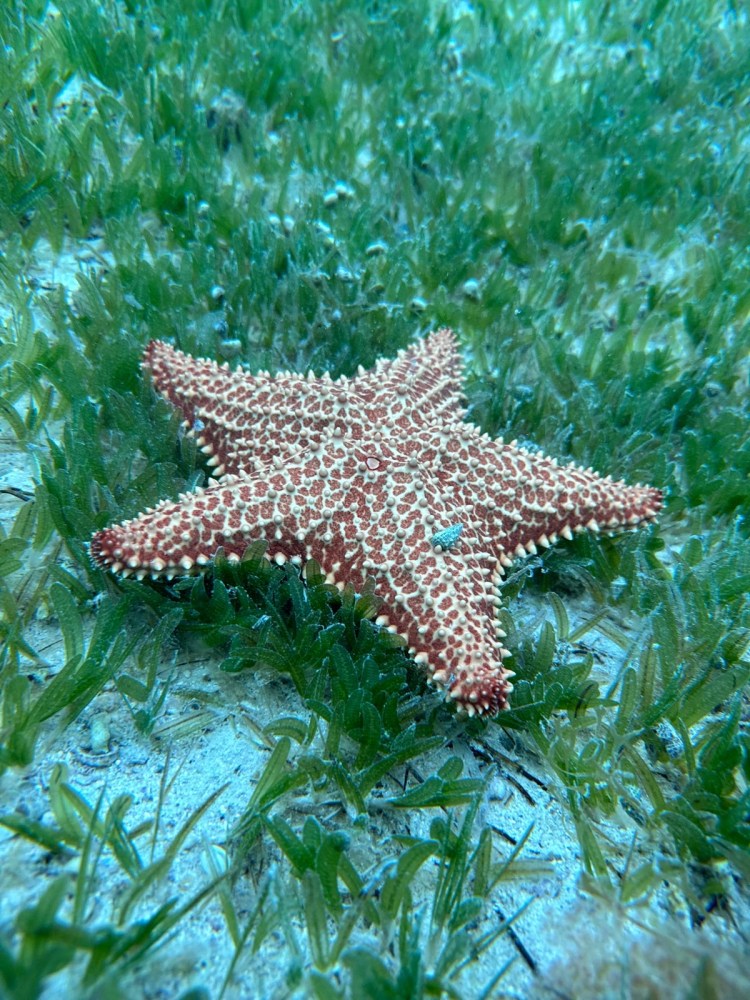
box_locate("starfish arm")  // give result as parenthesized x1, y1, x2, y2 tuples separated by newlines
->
(89, 438, 367, 578)
(433, 423, 662, 563)
(380, 546, 513, 716)
(355, 327, 469, 429)
(142, 340, 346, 479)
(90, 474, 313, 577)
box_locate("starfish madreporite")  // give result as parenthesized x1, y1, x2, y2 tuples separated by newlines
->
(90, 329, 662, 716)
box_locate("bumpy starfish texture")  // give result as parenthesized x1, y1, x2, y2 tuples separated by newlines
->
(90, 330, 662, 716)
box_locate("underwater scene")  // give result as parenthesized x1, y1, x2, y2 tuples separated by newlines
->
(1, 2, 749, 998)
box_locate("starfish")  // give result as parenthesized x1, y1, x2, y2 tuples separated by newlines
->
(90, 330, 662, 716)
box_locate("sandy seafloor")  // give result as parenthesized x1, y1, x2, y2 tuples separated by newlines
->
(1, 243, 749, 999)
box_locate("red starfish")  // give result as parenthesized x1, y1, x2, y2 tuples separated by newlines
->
(90, 330, 662, 716)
